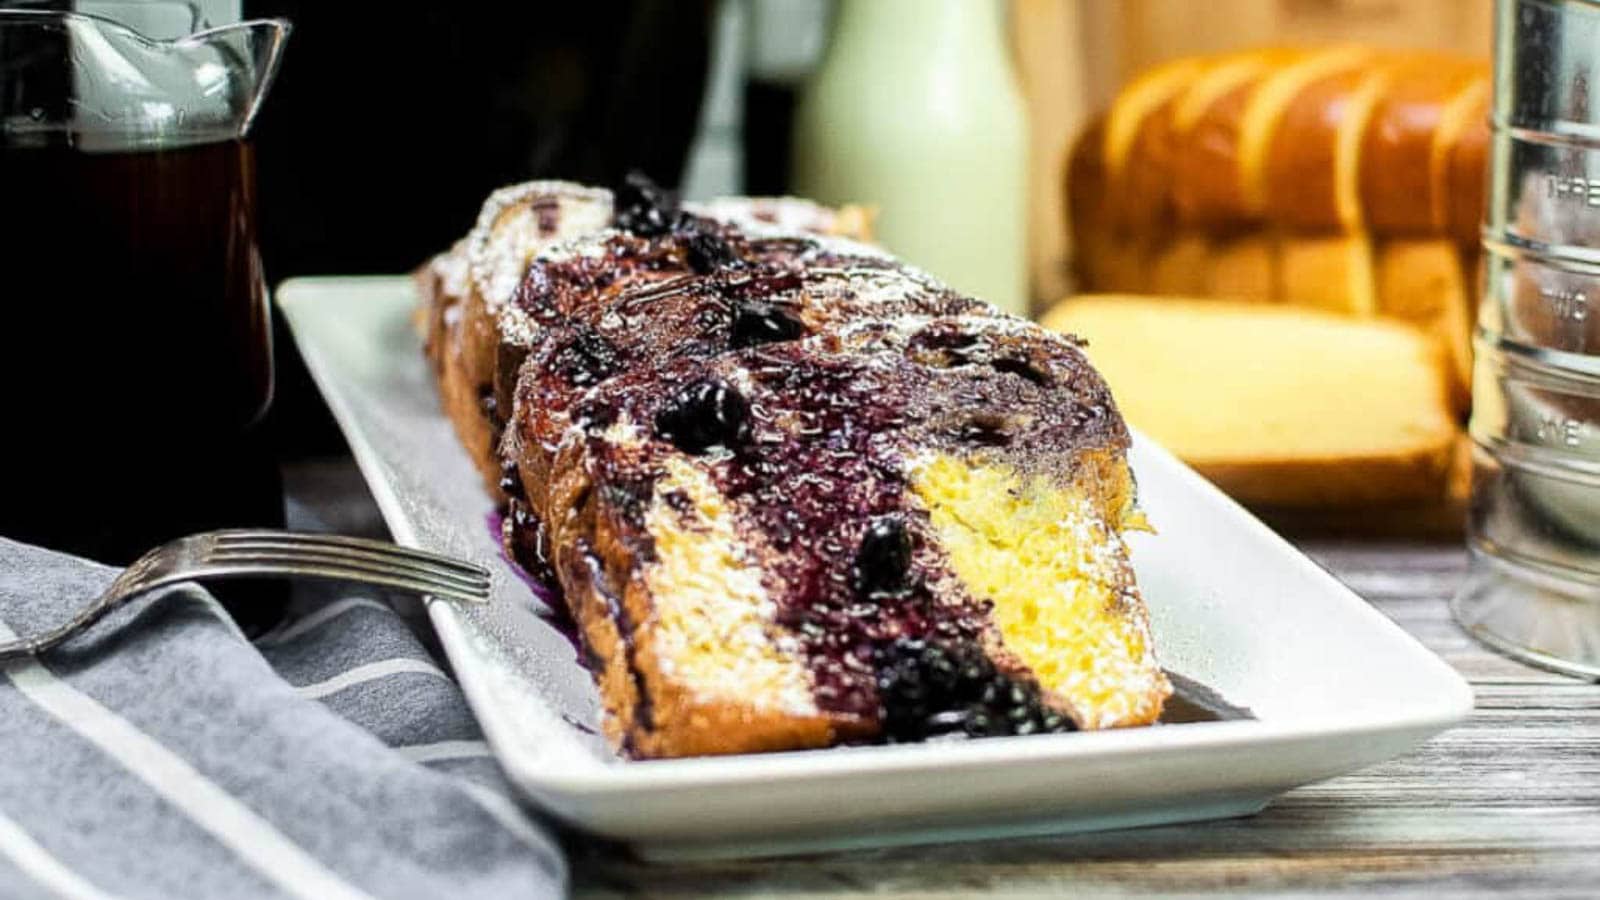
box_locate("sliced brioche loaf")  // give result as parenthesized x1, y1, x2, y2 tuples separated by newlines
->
(1042, 295, 1458, 507)
(1065, 45, 1488, 387)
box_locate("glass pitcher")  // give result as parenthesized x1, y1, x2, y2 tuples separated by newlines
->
(0, 8, 291, 564)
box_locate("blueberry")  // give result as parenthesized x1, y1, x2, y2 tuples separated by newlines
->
(613, 171, 680, 237)
(875, 637, 998, 741)
(872, 639, 1077, 743)
(1007, 683, 1029, 709)
(923, 710, 969, 735)
(555, 328, 621, 387)
(872, 636, 1078, 743)
(683, 228, 741, 274)
(980, 678, 1004, 706)
(925, 648, 960, 692)
(498, 458, 525, 500)
(653, 378, 751, 453)
(731, 300, 805, 348)
(854, 515, 914, 598)
(963, 706, 999, 737)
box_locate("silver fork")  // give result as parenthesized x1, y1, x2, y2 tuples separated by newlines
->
(0, 529, 490, 660)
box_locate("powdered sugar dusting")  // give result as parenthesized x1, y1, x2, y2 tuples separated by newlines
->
(690, 195, 845, 235)
(429, 239, 471, 299)
(466, 181, 614, 312)
(644, 457, 818, 716)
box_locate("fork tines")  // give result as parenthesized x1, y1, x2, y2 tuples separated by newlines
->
(210, 530, 491, 598)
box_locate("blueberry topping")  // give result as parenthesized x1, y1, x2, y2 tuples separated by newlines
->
(873, 637, 1075, 742)
(991, 356, 1051, 386)
(599, 477, 653, 523)
(553, 328, 621, 388)
(958, 413, 1012, 447)
(613, 171, 680, 237)
(728, 268, 804, 301)
(731, 300, 806, 348)
(507, 501, 558, 586)
(498, 457, 525, 500)
(574, 397, 618, 430)
(907, 326, 981, 367)
(854, 515, 913, 598)
(653, 378, 751, 453)
(682, 228, 741, 274)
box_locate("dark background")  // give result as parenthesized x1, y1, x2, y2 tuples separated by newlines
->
(242, 1, 715, 455)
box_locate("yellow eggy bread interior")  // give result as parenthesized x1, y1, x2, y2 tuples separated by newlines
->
(909, 453, 1169, 729)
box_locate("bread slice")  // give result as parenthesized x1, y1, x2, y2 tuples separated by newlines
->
(1375, 238, 1474, 413)
(1103, 57, 1208, 230)
(1263, 60, 1394, 231)
(527, 313, 1168, 756)
(1172, 48, 1307, 227)
(1235, 46, 1375, 220)
(1446, 82, 1491, 245)
(1148, 232, 1213, 295)
(1205, 232, 1281, 302)
(1359, 56, 1485, 235)
(425, 182, 615, 491)
(1279, 231, 1378, 316)
(1041, 295, 1458, 507)
(420, 179, 875, 494)
(424, 178, 1174, 758)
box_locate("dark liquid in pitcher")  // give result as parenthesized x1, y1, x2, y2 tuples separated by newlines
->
(0, 140, 282, 564)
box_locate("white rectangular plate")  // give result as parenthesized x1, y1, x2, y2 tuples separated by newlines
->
(279, 276, 1474, 860)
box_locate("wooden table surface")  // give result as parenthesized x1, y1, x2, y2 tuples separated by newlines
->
(283, 462, 1600, 897)
(570, 541, 1600, 898)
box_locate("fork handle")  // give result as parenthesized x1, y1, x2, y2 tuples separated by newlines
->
(0, 563, 477, 661)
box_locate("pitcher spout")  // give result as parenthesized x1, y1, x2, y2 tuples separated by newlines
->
(182, 18, 293, 137)
(0, 10, 291, 148)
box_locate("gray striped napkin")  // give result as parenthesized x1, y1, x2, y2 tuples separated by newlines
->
(0, 537, 565, 899)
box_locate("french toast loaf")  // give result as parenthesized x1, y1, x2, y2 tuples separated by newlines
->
(423, 177, 1171, 757)
(419, 178, 875, 497)
(529, 316, 1165, 756)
